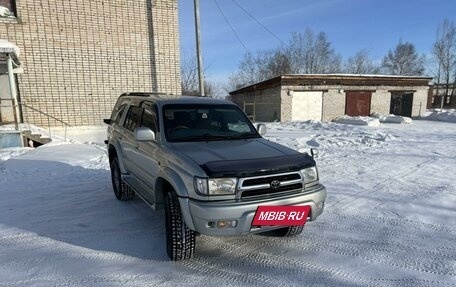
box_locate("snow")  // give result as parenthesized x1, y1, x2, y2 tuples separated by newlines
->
(1, 121, 456, 286)
(0, 39, 20, 57)
(372, 112, 413, 124)
(418, 109, 456, 123)
(333, 114, 412, 126)
(333, 115, 381, 126)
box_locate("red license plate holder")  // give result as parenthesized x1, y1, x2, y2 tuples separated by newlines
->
(252, 205, 311, 226)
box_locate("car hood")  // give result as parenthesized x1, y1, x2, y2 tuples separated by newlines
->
(169, 138, 315, 177)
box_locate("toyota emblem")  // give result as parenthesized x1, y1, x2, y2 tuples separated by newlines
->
(270, 180, 281, 189)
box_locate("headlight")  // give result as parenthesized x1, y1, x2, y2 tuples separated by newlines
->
(301, 167, 318, 185)
(194, 177, 237, 195)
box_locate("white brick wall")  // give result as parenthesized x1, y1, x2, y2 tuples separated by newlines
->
(0, 0, 181, 126)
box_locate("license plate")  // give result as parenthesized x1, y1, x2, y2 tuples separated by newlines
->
(252, 205, 311, 226)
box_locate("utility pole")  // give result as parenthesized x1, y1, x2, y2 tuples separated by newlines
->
(194, 0, 205, 96)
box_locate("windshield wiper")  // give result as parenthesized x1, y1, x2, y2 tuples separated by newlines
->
(174, 132, 259, 142)
(176, 133, 226, 141)
(223, 132, 260, 140)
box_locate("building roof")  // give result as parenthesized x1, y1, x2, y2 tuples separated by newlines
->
(229, 74, 433, 95)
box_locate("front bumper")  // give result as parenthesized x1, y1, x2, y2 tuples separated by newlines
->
(179, 184, 326, 236)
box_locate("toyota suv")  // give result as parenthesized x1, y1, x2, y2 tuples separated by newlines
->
(104, 93, 326, 260)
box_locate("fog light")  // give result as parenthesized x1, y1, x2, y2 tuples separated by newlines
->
(316, 201, 324, 209)
(216, 220, 237, 229)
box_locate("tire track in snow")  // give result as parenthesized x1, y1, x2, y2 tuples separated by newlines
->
(327, 157, 439, 209)
(194, 233, 454, 287)
(189, 235, 373, 286)
(184, 208, 456, 286)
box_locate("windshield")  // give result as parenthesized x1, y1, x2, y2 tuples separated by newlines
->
(163, 104, 260, 142)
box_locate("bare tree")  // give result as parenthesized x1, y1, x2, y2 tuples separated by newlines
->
(432, 19, 456, 109)
(286, 29, 341, 74)
(180, 51, 199, 95)
(265, 50, 292, 79)
(228, 28, 342, 91)
(227, 50, 288, 91)
(181, 51, 220, 97)
(345, 49, 380, 74)
(381, 41, 425, 75)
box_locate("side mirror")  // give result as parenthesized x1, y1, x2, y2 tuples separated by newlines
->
(310, 148, 319, 158)
(103, 118, 112, 125)
(256, 123, 267, 136)
(134, 127, 156, 142)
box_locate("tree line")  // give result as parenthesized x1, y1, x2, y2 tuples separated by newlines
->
(182, 19, 455, 99)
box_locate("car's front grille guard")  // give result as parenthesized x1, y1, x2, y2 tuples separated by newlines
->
(236, 171, 304, 200)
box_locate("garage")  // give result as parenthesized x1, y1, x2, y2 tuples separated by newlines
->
(229, 75, 432, 122)
(291, 91, 323, 121)
(345, 91, 372, 116)
(390, 93, 413, 117)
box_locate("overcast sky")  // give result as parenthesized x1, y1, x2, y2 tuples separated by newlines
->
(178, 0, 456, 82)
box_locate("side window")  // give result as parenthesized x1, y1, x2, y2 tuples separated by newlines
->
(112, 104, 126, 124)
(123, 106, 142, 132)
(141, 105, 159, 133)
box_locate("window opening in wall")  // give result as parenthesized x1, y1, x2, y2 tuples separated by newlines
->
(0, 0, 16, 18)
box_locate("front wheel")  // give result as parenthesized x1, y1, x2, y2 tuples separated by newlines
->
(165, 191, 195, 260)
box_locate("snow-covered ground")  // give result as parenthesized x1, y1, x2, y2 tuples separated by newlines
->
(1, 120, 455, 286)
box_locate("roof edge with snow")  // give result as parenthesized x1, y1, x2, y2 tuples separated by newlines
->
(230, 74, 433, 95)
(0, 39, 20, 65)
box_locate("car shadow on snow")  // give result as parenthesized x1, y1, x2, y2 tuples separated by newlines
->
(1, 159, 169, 261)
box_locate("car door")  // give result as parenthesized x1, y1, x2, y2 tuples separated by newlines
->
(133, 102, 161, 204)
(119, 105, 143, 176)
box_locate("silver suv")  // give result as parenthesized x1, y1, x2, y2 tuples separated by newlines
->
(104, 93, 326, 260)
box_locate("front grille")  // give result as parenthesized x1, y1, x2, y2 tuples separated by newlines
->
(238, 171, 303, 200)
(241, 183, 303, 198)
(242, 173, 301, 187)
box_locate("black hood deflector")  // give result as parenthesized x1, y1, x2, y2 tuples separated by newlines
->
(201, 153, 315, 178)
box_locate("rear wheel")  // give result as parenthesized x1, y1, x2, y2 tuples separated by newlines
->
(271, 226, 304, 237)
(110, 157, 133, 201)
(165, 190, 195, 260)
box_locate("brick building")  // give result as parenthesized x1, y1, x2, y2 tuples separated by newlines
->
(229, 74, 432, 122)
(0, 0, 181, 126)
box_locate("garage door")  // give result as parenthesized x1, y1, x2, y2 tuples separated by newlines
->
(345, 91, 372, 116)
(291, 91, 323, 121)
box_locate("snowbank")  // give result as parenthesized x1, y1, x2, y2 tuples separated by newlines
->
(418, 110, 456, 123)
(371, 113, 412, 124)
(333, 115, 381, 126)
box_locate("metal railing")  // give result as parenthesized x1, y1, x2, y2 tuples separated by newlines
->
(19, 102, 71, 141)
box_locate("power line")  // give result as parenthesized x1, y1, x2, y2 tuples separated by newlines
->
(213, 0, 249, 53)
(230, 0, 287, 46)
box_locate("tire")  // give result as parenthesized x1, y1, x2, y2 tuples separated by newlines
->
(110, 157, 134, 201)
(165, 191, 195, 260)
(271, 226, 304, 237)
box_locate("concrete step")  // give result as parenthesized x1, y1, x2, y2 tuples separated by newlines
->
(22, 130, 52, 146)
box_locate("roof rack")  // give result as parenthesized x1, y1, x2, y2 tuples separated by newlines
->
(119, 92, 171, 98)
